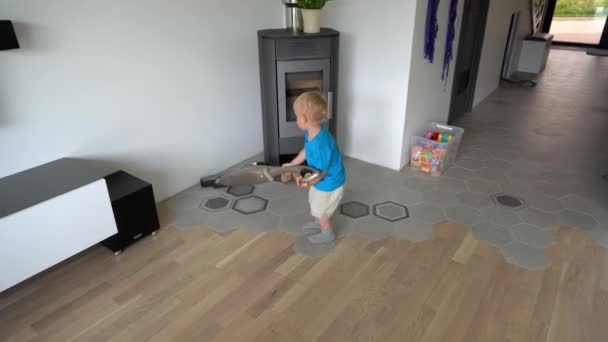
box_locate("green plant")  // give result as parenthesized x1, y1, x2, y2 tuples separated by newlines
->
(297, 0, 330, 10)
(554, 0, 608, 17)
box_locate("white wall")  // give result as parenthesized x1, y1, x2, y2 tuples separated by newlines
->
(400, 0, 466, 167)
(400, 0, 531, 166)
(323, 0, 418, 170)
(0, 0, 281, 200)
(474, 0, 531, 106)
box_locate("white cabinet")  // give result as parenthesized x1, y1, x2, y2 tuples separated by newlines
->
(0, 159, 118, 292)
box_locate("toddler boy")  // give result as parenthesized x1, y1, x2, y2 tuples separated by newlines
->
(282, 91, 346, 243)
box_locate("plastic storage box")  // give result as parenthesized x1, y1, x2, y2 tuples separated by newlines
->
(410, 122, 464, 175)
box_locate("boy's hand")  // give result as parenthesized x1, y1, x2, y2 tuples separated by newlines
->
(295, 175, 310, 188)
(295, 170, 326, 189)
(281, 163, 294, 183)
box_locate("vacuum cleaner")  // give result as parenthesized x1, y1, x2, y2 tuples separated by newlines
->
(200, 163, 321, 188)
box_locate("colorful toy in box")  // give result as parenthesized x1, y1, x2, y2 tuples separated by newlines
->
(411, 136, 450, 175)
(424, 130, 453, 143)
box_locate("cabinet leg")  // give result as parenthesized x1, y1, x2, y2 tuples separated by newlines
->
(152, 230, 159, 237)
(114, 250, 122, 256)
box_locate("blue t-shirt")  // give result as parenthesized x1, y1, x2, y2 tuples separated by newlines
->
(305, 127, 346, 192)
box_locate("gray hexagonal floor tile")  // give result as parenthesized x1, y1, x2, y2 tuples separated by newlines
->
(164, 190, 204, 213)
(410, 203, 447, 224)
(352, 216, 397, 241)
(500, 242, 550, 270)
(171, 208, 209, 229)
(455, 157, 483, 170)
(510, 223, 556, 248)
(518, 208, 558, 229)
(466, 179, 502, 195)
(493, 193, 526, 210)
(499, 181, 533, 199)
(559, 210, 599, 231)
(471, 221, 513, 247)
(483, 159, 511, 170)
(293, 236, 336, 258)
(489, 149, 521, 161)
(357, 183, 425, 207)
(227, 185, 255, 197)
(505, 169, 538, 184)
(591, 204, 608, 225)
(254, 182, 301, 200)
(267, 196, 309, 217)
(342, 182, 387, 205)
(589, 227, 608, 249)
(240, 211, 280, 233)
(423, 190, 461, 207)
(373, 202, 409, 222)
(535, 181, 578, 199)
(444, 167, 481, 181)
(341, 201, 370, 219)
(200, 195, 233, 213)
(476, 167, 509, 183)
(233, 196, 268, 215)
(482, 206, 522, 226)
(445, 206, 482, 225)
(393, 219, 434, 242)
(526, 192, 563, 213)
(559, 194, 593, 214)
(197, 184, 229, 197)
(332, 214, 356, 238)
(202, 210, 242, 232)
(403, 177, 436, 193)
(435, 177, 468, 194)
(458, 192, 494, 209)
(461, 148, 492, 160)
(278, 213, 314, 237)
(385, 188, 427, 206)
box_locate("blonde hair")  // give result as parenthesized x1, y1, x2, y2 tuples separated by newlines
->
(295, 91, 327, 124)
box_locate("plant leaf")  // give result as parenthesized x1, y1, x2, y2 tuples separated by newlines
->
(297, 0, 328, 10)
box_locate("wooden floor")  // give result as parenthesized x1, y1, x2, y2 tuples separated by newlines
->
(1, 208, 607, 342)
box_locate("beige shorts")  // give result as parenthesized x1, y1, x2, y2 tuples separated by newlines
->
(309, 186, 344, 219)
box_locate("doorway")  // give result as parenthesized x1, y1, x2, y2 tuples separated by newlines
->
(543, 0, 608, 47)
(448, 0, 491, 124)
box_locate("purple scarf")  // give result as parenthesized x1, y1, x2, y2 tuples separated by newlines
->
(442, 0, 459, 81)
(424, 0, 440, 63)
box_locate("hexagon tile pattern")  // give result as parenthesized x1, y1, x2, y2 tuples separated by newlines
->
(201, 195, 232, 212)
(166, 151, 608, 268)
(518, 208, 557, 228)
(510, 223, 556, 248)
(233, 196, 268, 215)
(559, 210, 599, 231)
(500, 241, 550, 270)
(445, 206, 482, 225)
(559, 194, 593, 214)
(471, 221, 512, 247)
(482, 206, 522, 226)
(410, 203, 446, 224)
(373, 202, 409, 222)
(493, 194, 526, 210)
(341, 202, 370, 219)
(227, 185, 255, 197)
